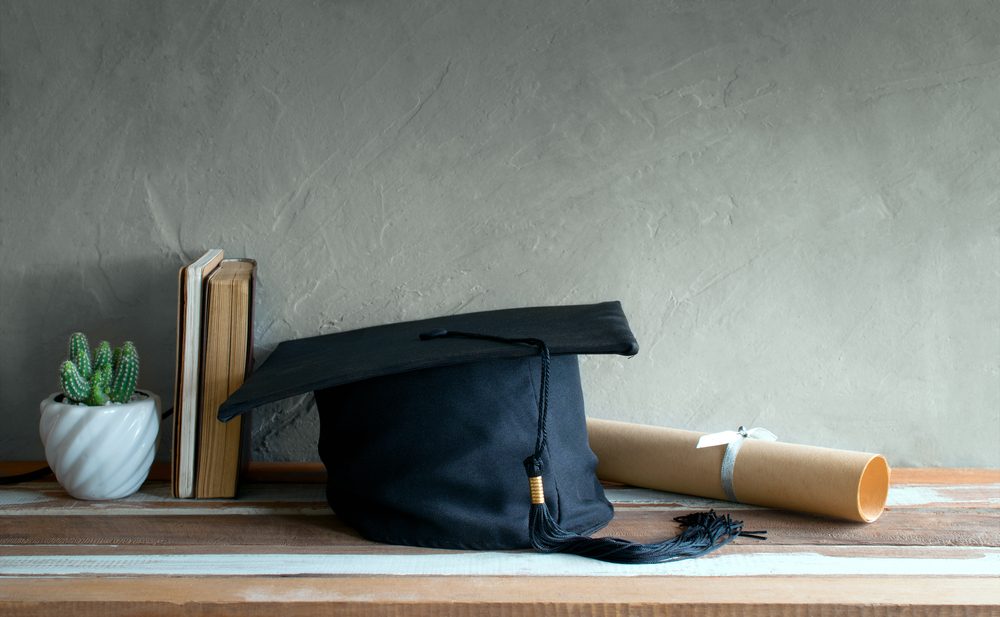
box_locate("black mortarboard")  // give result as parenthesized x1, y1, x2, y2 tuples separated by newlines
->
(219, 301, 755, 563)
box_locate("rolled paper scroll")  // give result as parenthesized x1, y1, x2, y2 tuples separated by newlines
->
(587, 418, 890, 523)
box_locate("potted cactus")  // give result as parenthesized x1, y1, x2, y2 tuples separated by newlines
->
(39, 332, 160, 500)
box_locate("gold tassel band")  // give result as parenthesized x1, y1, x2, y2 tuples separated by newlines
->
(529, 476, 545, 505)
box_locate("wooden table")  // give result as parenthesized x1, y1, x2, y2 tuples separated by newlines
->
(0, 464, 997, 616)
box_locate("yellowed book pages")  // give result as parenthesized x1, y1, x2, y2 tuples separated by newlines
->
(194, 259, 254, 498)
(587, 418, 890, 523)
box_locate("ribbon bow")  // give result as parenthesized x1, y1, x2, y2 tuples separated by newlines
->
(696, 426, 778, 449)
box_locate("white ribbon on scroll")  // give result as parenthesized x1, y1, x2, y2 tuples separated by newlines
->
(696, 426, 778, 502)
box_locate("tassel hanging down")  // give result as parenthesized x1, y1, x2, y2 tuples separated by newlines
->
(524, 465, 764, 564)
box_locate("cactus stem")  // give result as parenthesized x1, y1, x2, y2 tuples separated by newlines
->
(59, 334, 141, 406)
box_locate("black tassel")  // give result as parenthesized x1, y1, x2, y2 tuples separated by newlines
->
(525, 460, 765, 564)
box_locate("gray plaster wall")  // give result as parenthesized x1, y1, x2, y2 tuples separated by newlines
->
(1, 0, 998, 467)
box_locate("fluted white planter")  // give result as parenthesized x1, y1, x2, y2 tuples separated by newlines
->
(39, 390, 160, 500)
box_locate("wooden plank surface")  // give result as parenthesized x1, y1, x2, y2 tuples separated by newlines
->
(1, 507, 997, 548)
(2, 576, 998, 617)
(0, 466, 997, 616)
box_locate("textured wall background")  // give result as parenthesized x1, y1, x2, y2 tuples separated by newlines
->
(2, 0, 998, 467)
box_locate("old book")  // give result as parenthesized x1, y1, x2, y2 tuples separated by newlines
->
(172, 249, 224, 499)
(194, 258, 256, 498)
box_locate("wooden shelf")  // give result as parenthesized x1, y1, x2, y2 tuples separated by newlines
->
(1, 465, 997, 616)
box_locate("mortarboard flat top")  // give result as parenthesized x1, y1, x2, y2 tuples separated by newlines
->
(218, 301, 638, 420)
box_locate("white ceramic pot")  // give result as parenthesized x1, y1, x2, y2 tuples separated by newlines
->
(39, 390, 160, 500)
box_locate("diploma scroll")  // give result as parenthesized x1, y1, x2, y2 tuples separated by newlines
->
(587, 418, 890, 523)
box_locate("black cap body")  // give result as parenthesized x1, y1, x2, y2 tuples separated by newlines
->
(218, 301, 639, 550)
(317, 354, 610, 549)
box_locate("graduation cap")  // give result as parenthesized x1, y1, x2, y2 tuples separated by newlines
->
(219, 301, 756, 563)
